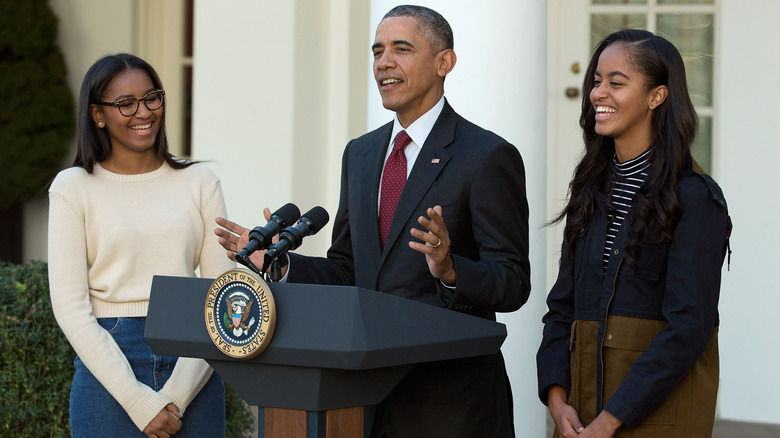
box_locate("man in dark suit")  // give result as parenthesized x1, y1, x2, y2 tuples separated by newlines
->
(216, 5, 530, 437)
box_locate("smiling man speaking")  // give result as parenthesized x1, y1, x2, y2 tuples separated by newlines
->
(216, 5, 531, 437)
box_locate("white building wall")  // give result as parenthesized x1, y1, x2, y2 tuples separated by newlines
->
(716, 0, 780, 425)
(367, 2, 548, 435)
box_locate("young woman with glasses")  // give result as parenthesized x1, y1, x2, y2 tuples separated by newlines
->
(537, 30, 730, 437)
(48, 54, 233, 437)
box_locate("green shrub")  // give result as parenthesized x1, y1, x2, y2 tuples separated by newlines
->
(0, 260, 71, 436)
(225, 384, 255, 438)
(0, 261, 253, 437)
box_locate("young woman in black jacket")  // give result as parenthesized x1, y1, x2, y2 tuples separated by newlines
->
(537, 29, 730, 438)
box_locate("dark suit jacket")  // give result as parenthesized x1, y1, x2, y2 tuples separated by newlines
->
(289, 101, 530, 437)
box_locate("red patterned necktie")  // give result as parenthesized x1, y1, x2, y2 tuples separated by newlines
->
(379, 130, 412, 248)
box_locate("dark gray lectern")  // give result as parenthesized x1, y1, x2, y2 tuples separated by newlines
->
(145, 275, 507, 438)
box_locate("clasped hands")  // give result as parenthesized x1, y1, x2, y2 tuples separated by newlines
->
(143, 403, 182, 438)
(547, 385, 622, 438)
(214, 205, 456, 284)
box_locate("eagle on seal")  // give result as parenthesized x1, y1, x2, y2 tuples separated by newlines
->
(226, 293, 253, 330)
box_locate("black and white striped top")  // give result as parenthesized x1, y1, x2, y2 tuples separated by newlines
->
(603, 150, 651, 272)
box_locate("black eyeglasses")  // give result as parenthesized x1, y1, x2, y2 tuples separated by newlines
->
(99, 90, 165, 117)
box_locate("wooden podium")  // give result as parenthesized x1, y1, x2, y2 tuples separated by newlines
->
(145, 276, 507, 437)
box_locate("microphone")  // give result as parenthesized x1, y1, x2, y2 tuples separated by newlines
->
(264, 206, 330, 262)
(236, 203, 300, 261)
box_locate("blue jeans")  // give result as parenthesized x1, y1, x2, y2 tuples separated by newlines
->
(70, 317, 225, 437)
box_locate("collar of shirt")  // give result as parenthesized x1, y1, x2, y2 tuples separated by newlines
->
(384, 96, 446, 176)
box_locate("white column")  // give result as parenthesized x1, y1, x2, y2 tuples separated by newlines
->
(716, 0, 780, 424)
(192, 1, 368, 257)
(192, 1, 297, 231)
(367, 2, 548, 434)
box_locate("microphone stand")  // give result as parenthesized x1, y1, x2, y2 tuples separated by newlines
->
(264, 253, 289, 282)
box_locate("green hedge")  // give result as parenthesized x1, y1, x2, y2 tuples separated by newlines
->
(0, 261, 71, 436)
(0, 261, 253, 437)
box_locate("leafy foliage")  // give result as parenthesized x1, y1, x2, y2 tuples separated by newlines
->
(0, 261, 71, 437)
(0, 261, 254, 437)
(225, 384, 255, 438)
(224, 310, 233, 330)
(0, 0, 74, 209)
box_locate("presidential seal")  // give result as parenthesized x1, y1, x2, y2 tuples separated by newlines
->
(204, 269, 276, 359)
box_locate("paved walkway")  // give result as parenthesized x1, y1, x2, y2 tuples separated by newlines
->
(713, 419, 780, 438)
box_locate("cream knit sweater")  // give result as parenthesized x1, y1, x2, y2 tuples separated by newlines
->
(48, 161, 235, 431)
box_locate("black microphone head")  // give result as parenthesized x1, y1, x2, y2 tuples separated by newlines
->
(274, 203, 301, 225)
(300, 206, 329, 235)
(243, 203, 301, 256)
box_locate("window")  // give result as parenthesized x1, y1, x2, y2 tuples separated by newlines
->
(589, 0, 717, 171)
(136, 0, 194, 157)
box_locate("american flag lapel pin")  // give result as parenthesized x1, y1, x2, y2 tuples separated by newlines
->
(431, 158, 440, 164)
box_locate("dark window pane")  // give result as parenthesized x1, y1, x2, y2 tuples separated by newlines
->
(692, 116, 712, 172)
(184, 65, 192, 156)
(185, 0, 194, 57)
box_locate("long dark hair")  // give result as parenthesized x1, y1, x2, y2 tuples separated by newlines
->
(73, 53, 194, 172)
(553, 29, 698, 262)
